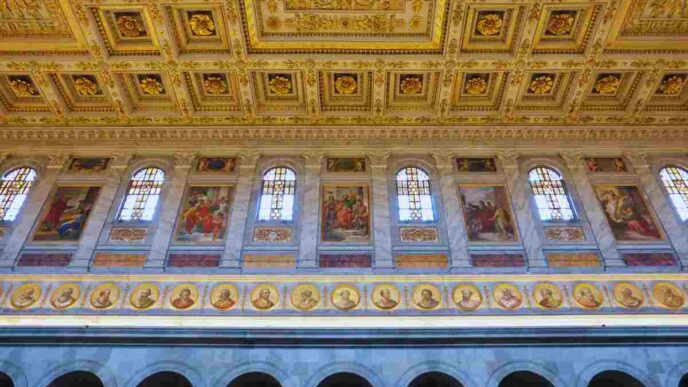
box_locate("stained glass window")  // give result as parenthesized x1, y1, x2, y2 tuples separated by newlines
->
(660, 166, 688, 222)
(396, 166, 434, 222)
(0, 167, 36, 222)
(528, 166, 575, 222)
(117, 167, 165, 222)
(258, 167, 296, 221)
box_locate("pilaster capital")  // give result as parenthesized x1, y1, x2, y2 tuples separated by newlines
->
(367, 150, 390, 167)
(560, 151, 585, 169)
(431, 151, 455, 170)
(45, 153, 70, 170)
(110, 152, 133, 169)
(496, 150, 519, 169)
(173, 151, 197, 168)
(302, 150, 325, 167)
(238, 151, 261, 167)
(0, 152, 9, 168)
(624, 151, 650, 169)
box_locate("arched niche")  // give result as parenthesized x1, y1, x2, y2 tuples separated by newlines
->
(588, 371, 645, 387)
(409, 372, 463, 387)
(136, 371, 192, 387)
(498, 371, 554, 387)
(228, 372, 282, 387)
(47, 371, 103, 387)
(0, 372, 12, 387)
(317, 372, 373, 387)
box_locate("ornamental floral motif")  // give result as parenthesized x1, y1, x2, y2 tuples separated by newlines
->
(334, 75, 357, 94)
(139, 77, 164, 95)
(203, 76, 228, 95)
(116, 15, 145, 38)
(593, 75, 621, 95)
(658, 75, 686, 95)
(9, 78, 37, 97)
(464, 77, 488, 95)
(475, 13, 503, 36)
(266, 16, 281, 29)
(188, 14, 216, 36)
(528, 75, 554, 94)
(268, 75, 293, 94)
(546, 13, 575, 35)
(399, 76, 423, 94)
(74, 77, 99, 96)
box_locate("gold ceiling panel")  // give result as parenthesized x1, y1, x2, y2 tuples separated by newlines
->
(0, 0, 685, 130)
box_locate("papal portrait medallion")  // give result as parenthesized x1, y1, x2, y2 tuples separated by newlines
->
(169, 284, 199, 310)
(90, 283, 120, 310)
(250, 284, 279, 311)
(129, 283, 160, 310)
(10, 283, 41, 310)
(452, 284, 482, 311)
(371, 284, 401, 311)
(331, 285, 360, 311)
(613, 282, 644, 309)
(653, 282, 685, 309)
(209, 283, 239, 311)
(532, 283, 563, 310)
(50, 283, 81, 310)
(572, 283, 604, 309)
(411, 284, 442, 311)
(291, 284, 320, 311)
(492, 283, 522, 310)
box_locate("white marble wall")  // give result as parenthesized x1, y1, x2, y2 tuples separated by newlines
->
(298, 152, 324, 268)
(369, 152, 394, 269)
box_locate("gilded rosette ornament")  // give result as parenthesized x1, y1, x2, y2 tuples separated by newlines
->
(74, 77, 99, 96)
(400, 76, 423, 94)
(268, 76, 293, 94)
(117, 15, 145, 37)
(139, 77, 164, 95)
(594, 75, 621, 95)
(529, 75, 554, 94)
(659, 75, 686, 95)
(189, 14, 216, 36)
(546, 13, 574, 35)
(464, 77, 488, 95)
(203, 76, 228, 95)
(334, 75, 357, 94)
(9, 79, 37, 97)
(476, 14, 503, 36)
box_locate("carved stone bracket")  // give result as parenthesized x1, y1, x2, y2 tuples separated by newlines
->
(496, 150, 519, 169)
(624, 151, 650, 169)
(560, 151, 585, 169)
(45, 153, 70, 170)
(302, 150, 325, 168)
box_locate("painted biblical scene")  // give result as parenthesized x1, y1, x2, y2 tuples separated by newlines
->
(456, 158, 497, 173)
(326, 158, 366, 173)
(68, 157, 109, 173)
(33, 186, 101, 242)
(196, 157, 236, 173)
(176, 186, 232, 243)
(594, 186, 663, 241)
(321, 185, 370, 243)
(459, 185, 517, 242)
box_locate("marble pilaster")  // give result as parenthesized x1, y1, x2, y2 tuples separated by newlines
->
(431, 151, 470, 269)
(145, 152, 195, 269)
(70, 153, 132, 268)
(496, 151, 546, 268)
(626, 151, 688, 267)
(220, 151, 260, 269)
(0, 154, 69, 268)
(369, 152, 393, 269)
(561, 152, 623, 267)
(298, 151, 324, 268)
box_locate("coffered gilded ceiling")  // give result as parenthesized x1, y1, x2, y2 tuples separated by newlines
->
(0, 0, 687, 130)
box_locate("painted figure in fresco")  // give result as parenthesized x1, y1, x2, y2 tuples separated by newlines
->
(180, 191, 228, 241)
(456, 288, 481, 311)
(599, 189, 661, 240)
(322, 188, 369, 242)
(135, 288, 156, 309)
(41, 193, 72, 231)
(375, 288, 398, 310)
(53, 287, 77, 309)
(463, 194, 514, 241)
(93, 289, 113, 309)
(616, 286, 643, 308)
(334, 289, 357, 310)
(416, 289, 440, 310)
(295, 290, 318, 310)
(14, 288, 37, 308)
(614, 158, 627, 172)
(252, 288, 275, 310)
(213, 288, 236, 310)
(658, 286, 685, 309)
(537, 287, 561, 309)
(496, 288, 521, 310)
(575, 286, 602, 308)
(171, 288, 195, 309)
(585, 158, 599, 172)
(489, 205, 509, 239)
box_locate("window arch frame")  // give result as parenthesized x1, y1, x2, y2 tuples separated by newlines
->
(256, 165, 297, 223)
(658, 164, 688, 223)
(394, 165, 436, 223)
(115, 166, 166, 223)
(527, 165, 578, 223)
(0, 165, 38, 224)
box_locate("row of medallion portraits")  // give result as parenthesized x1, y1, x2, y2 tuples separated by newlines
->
(6, 280, 686, 312)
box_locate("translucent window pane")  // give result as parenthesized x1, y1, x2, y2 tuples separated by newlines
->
(0, 167, 36, 222)
(660, 166, 688, 222)
(528, 166, 576, 222)
(117, 167, 165, 222)
(395, 166, 434, 222)
(258, 167, 296, 221)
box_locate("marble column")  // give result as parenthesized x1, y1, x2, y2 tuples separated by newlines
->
(145, 152, 195, 269)
(0, 154, 69, 268)
(369, 151, 393, 269)
(298, 151, 324, 268)
(626, 151, 688, 267)
(560, 152, 623, 267)
(431, 151, 470, 269)
(496, 151, 546, 268)
(70, 152, 132, 269)
(220, 151, 260, 269)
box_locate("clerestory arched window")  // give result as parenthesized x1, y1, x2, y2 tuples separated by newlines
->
(258, 167, 296, 221)
(0, 166, 36, 222)
(528, 166, 576, 222)
(396, 166, 434, 222)
(117, 167, 165, 222)
(660, 165, 688, 222)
